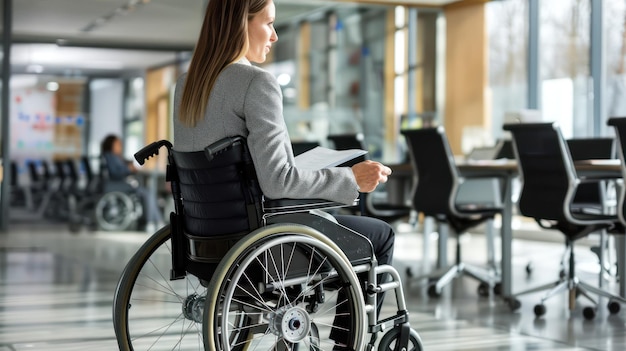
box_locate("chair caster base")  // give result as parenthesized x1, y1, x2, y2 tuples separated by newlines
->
(427, 284, 441, 298)
(608, 300, 621, 315)
(583, 306, 596, 320)
(508, 298, 521, 311)
(477, 282, 490, 297)
(534, 304, 546, 317)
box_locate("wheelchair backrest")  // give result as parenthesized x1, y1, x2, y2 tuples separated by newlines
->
(170, 137, 264, 239)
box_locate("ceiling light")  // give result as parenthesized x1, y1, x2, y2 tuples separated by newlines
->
(46, 81, 60, 91)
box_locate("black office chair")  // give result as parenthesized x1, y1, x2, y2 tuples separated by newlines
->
(291, 141, 320, 156)
(525, 138, 617, 277)
(606, 117, 626, 292)
(327, 133, 367, 165)
(495, 139, 515, 160)
(402, 127, 502, 297)
(568, 138, 618, 281)
(504, 122, 625, 319)
(327, 133, 412, 222)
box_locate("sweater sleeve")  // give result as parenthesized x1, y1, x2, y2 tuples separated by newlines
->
(243, 70, 359, 205)
(104, 153, 131, 181)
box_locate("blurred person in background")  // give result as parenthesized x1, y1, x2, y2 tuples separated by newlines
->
(100, 134, 165, 232)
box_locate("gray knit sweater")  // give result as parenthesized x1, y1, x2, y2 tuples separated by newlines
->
(173, 59, 359, 205)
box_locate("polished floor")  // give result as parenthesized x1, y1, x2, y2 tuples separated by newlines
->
(1, 215, 625, 351)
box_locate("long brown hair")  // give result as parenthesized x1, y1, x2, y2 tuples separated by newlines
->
(178, 0, 271, 127)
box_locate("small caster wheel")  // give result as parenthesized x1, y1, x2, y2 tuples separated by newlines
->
(493, 282, 502, 296)
(533, 304, 546, 317)
(378, 327, 423, 351)
(559, 269, 566, 279)
(406, 267, 414, 278)
(608, 300, 621, 314)
(427, 285, 441, 298)
(525, 262, 533, 275)
(508, 298, 521, 311)
(477, 282, 490, 297)
(583, 306, 596, 320)
(69, 221, 82, 234)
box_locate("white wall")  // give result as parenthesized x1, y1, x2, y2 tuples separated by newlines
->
(89, 79, 124, 157)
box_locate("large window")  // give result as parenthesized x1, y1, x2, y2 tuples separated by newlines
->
(272, 6, 390, 161)
(605, 0, 626, 124)
(540, 0, 591, 138)
(487, 0, 528, 139)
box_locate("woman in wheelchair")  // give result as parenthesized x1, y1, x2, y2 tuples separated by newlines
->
(101, 134, 165, 231)
(113, 1, 422, 350)
(176, 0, 395, 348)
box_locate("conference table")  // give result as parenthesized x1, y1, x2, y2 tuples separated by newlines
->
(390, 158, 626, 300)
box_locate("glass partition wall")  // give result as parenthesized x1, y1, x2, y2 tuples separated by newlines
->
(488, 0, 625, 140)
(270, 4, 440, 163)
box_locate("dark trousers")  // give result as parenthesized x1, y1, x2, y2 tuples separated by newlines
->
(329, 215, 395, 347)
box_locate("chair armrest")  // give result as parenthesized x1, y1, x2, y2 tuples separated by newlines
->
(578, 176, 621, 183)
(263, 198, 357, 213)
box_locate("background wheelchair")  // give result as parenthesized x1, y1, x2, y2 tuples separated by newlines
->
(112, 137, 422, 351)
(68, 155, 144, 232)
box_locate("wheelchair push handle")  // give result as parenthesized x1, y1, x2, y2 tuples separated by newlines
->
(204, 136, 245, 161)
(134, 140, 173, 165)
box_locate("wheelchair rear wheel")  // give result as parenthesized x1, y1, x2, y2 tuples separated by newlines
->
(204, 224, 367, 351)
(113, 225, 207, 350)
(95, 191, 137, 231)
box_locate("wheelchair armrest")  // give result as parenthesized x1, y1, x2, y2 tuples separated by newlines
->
(263, 197, 357, 213)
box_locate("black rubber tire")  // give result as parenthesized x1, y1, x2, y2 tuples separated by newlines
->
(204, 224, 366, 351)
(427, 284, 441, 298)
(608, 301, 621, 315)
(583, 306, 596, 320)
(508, 298, 521, 311)
(477, 282, 490, 297)
(378, 327, 423, 351)
(113, 225, 207, 350)
(534, 304, 546, 317)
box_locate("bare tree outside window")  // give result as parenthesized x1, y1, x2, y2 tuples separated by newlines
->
(539, 0, 591, 138)
(487, 0, 528, 139)
(606, 0, 626, 121)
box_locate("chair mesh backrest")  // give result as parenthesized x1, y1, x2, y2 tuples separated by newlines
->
(171, 142, 263, 238)
(401, 127, 457, 216)
(504, 123, 575, 221)
(607, 117, 626, 222)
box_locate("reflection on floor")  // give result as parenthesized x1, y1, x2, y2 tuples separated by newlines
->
(0, 219, 625, 350)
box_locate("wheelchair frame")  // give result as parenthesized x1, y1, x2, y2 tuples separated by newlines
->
(112, 138, 422, 351)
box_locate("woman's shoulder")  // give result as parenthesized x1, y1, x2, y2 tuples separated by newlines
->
(223, 62, 275, 82)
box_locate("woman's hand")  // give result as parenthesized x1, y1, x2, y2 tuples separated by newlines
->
(351, 160, 392, 193)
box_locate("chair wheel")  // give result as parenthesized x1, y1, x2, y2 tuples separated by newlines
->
(493, 282, 502, 296)
(583, 306, 596, 320)
(525, 262, 533, 275)
(477, 282, 490, 297)
(608, 300, 621, 314)
(406, 267, 414, 278)
(559, 269, 566, 279)
(378, 327, 423, 351)
(508, 298, 521, 311)
(533, 304, 546, 317)
(68, 220, 82, 234)
(427, 285, 441, 298)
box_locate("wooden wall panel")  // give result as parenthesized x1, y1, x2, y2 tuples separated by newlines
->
(444, 1, 488, 155)
(54, 81, 85, 159)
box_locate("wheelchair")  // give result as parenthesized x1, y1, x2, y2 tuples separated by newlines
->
(112, 137, 422, 351)
(68, 156, 144, 232)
